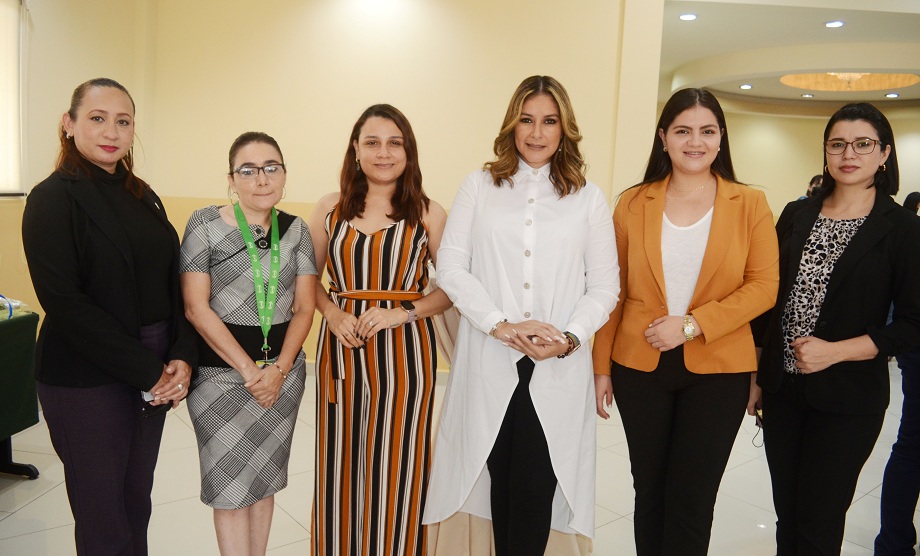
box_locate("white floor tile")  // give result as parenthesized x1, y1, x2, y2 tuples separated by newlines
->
(0, 524, 76, 556)
(274, 471, 314, 530)
(0, 482, 73, 539)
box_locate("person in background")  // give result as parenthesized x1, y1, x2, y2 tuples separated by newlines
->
(308, 104, 451, 556)
(757, 103, 920, 555)
(180, 132, 316, 555)
(902, 191, 920, 214)
(21, 77, 196, 555)
(805, 174, 823, 198)
(592, 88, 779, 556)
(875, 190, 920, 555)
(425, 75, 619, 556)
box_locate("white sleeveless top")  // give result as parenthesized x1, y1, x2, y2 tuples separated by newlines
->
(662, 207, 713, 316)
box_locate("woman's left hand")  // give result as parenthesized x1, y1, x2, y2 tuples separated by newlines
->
(791, 336, 839, 374)
(152, 359, 192, 407)
(355, 306, 409, 341)
(645, 315, 691, 351)
(244, 365, 284, 408)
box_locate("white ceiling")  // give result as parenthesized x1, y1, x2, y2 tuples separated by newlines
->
(660, 0, 920, 106)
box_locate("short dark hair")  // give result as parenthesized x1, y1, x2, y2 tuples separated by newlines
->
(903, 192, 920, 214)
(228, 131, 284, 174)
(820, 102, 899, 197)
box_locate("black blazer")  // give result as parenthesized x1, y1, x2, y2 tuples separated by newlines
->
(21, 167, 197, 390)
(756, 190, 920, 414)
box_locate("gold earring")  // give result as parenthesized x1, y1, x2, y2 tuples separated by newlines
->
(879, 164, 887, 172)
(281, 186, 287, 199)
(355, 157, 361, 171)
(663, 146, 668, 152)
(65, 132, 72, 139)
(824, 165, 829, 173)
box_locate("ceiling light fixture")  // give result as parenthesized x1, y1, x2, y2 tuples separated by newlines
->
(739, 84, 752, 90)
(801, 94, 814, 98)
(886, 93, 900, 98)
(679, 14, 697, 21)
(825, 21, 844, 28)
(781, 72, 920, 92)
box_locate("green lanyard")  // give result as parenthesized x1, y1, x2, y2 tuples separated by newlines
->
(233, 203, 280, 360)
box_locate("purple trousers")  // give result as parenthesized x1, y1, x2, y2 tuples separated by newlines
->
(38, 321, 169, 555)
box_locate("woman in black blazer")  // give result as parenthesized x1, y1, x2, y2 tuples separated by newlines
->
(21, 77, 197, 556)
(756, 102, 920, 555)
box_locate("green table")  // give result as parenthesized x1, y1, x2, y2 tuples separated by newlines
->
(0, 311, 40, 479)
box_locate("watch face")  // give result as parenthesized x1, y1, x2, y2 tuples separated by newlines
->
(401, 300, 416, 310)
(683, 323, 694, 334)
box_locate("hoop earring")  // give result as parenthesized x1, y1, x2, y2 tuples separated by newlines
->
(879, 164, 887, 172)
(824, 165, 829, 173)
(228, 186, 239, 204)
(355, 157, 361, 171)
(281, 186, 287, 199)
(65, 132, 72, 139)
(663, 146, 668, 152)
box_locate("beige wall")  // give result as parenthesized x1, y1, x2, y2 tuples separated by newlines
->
(726, 107, 920, 216)
(141, 0, 626, 206)
(11, 0, 646, 366)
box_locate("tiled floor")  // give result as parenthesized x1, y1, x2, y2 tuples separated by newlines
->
(1, 363, 918, 555)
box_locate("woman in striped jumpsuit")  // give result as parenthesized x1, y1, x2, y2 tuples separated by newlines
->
(307, 104, 452, 556)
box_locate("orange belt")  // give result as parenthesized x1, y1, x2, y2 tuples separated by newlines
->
(323, 289, 423, 403)
(333, 289, 423, 302)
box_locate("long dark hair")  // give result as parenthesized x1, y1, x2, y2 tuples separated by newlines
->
(338, 104, 428, 226)
(485, 75, 586, 197)
(635, 88, 736, 189)
(819, 102, 899, 197)
(56, 77, 149, 198)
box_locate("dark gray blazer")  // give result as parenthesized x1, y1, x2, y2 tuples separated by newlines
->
(756, 190, 920, 414)
(22, 167, 197, 390)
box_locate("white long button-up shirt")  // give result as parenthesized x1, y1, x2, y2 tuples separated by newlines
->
(424, 161, 619, 537)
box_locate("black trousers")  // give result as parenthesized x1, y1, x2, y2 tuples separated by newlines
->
(763, 375, 884, 556)
(487, 356, 557, 556)
(38, 321, 169, 556)
(611, 347, 750, 556)
(39, 381, 166, 556)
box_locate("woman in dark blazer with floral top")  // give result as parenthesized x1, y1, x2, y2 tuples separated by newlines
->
(22, 77, 196, 556)
(756, 102, 920, 556)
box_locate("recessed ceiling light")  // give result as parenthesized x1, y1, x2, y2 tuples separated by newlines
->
(801, 94, 814, 98)
(825, 21, 844, 28)
(679, 14, 697, 21)
(886, 92, 900, 98)
(739, 84, 752, 90)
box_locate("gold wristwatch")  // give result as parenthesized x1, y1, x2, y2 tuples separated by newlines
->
(683, 315, 695, 342)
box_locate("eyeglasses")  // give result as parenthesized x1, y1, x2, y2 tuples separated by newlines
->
(824, 139, 880, 156)
(232, 164, 286, 179)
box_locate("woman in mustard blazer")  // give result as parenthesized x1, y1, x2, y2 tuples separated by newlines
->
(592, 88, 779, 556)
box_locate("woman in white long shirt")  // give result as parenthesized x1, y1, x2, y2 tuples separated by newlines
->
(424, 75, 619, 555)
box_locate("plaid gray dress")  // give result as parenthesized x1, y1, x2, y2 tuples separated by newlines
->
(179, 205, 316, 509)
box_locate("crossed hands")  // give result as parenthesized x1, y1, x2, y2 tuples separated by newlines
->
(326, 305, 408, 349)
(494, 320, 571, 361)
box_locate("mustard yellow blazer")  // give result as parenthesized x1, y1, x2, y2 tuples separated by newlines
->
(593, 175, 779, 375)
